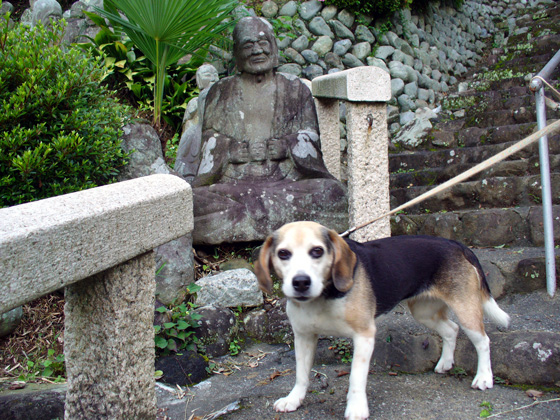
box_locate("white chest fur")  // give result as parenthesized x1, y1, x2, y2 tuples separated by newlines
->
(286, 297, 354, 337)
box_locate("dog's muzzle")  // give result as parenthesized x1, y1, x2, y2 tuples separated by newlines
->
(292, 274, 311, 300)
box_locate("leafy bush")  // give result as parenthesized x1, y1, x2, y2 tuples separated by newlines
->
(17, 348, 66, 382)
(324, 0, 463, 16)
(0, 17, 131, 208)
(94, 0, 238, 128)
(77, 11, 200, 133)
(324, 0, 412, 17)
(154, 283, 203, 356)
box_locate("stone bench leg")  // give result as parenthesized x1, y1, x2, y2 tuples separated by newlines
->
(64, 252, 156, 419)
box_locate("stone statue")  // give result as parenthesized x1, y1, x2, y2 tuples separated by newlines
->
(188, 17, 348, 244)
(175, 64, 219, 181)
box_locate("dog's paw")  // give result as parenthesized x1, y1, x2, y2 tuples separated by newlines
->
(471, 373, 493, 390)
(345, 395, 369, 420)
(434, 358, 454, 373)
(274, 396, 302, 413)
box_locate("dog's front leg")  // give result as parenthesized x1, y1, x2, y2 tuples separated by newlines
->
(274, 332, 318, 413)
(345, 335, 375, 420)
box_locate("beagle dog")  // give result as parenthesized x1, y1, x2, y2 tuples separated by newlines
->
(254, 221, 510, 420)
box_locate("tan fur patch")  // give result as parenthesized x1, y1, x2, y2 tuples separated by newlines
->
(344, 264, 376, 336)
(420, 260, 486, 333)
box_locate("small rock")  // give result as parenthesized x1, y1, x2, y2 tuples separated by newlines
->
(194, 306, 237, 357)
(0, 306, 23, 338)
(337, 9, 355, 28)
(279, 0, 298, 17)
(155, 351, 209, 386)
(196, 269, 263, 308)
(261, 0, 278, 18)
(312, 35, 333, 57)
(333, 39, 353, 56)
(309, 16, 334, 38)
(298, 0, 322, 21)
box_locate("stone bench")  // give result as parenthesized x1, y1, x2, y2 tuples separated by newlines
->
(0, 174, 192, 419)
(312, 66, 392, 241)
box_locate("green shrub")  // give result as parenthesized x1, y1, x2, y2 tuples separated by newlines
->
(324, 0, 412, 17)
(154, 283, 203, 356)
(77, 12, 200, 133)
(323, 0, 463, 17)
(0, 17, 131, 208)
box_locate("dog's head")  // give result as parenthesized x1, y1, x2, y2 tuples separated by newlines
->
(254, 221, 357, 301)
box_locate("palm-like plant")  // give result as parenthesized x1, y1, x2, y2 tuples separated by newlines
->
(94, 0, 238, 128)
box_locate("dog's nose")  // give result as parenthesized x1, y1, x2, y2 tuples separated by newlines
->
(292, 275, 311, 293)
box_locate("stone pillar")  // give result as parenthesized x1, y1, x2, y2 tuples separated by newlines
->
(313, 67, 391, 241)
(64, 252, 157, 420)
(315, 97, 341, 180)
(346, 102, 390, 242)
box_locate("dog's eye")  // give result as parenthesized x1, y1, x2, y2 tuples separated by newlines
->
(277, 249, 292, 260)
(309, 247, 324, 259)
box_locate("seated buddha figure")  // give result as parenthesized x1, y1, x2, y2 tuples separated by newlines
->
(189, 17, 347, 244)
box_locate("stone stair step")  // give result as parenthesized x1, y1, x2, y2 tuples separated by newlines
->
(389, 134, 560, 173)
(473, 246, 560, 298)
(373, 290, 559, 385)
(442, 89, 536, 114)
(389, 157, 552, 189)
(515, 4, 560, 28)
(508, 25, 560, 50)
(456, 122, 538, 148)
(465, 107, 535, 129)
(390, 205, 560, 248)
(497, 51, 560, 74)
(391, 173, 560, 213)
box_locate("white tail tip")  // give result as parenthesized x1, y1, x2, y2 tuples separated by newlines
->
(483, 298, 510, 328)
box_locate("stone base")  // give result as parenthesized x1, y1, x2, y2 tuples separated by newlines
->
(192, 179, 348, 244)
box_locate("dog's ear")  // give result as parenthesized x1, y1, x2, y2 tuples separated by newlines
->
(254, 235, 274, 294)
(327, 229, 356, 292)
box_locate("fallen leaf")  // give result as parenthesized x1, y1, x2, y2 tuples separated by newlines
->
(8, 382, 26, 390)
(336, 370, 350, 377)
(388, 372, 398, 376)
(269, 369, 292, 381)
(526, 389, 544, 399)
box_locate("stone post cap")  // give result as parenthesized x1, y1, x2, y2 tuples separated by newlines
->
(0, 174, 193, 313)
(312, 66, 391, 102)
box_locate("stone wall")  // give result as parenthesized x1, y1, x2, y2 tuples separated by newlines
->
(205, 0, 532, 137)
(9, 0, 536, 136)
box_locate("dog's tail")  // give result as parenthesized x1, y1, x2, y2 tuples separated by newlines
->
(462, 246, 510, 328)
(482, 297, 510, 328)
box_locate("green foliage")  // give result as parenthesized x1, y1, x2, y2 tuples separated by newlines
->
(17, 348, 65, 382)
(154, 283, 203, 356)
(411, 0, 464, 12)
(329, 338, 353, 363)
(324, 0, 463, 16)
(94, 0, 238, 127)
(0, 18, 131, 208)
(324, 0, 412, 17)
(479, 401, 493, 418)
(228, 339, 242, 356)
(77, 13, 200, 133)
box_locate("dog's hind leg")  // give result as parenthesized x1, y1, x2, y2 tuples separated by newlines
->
(461, 326, 493, 390)
(408, 298, 459, 373)
(444, 297, 493, 390)
(274, 332, 318, 413)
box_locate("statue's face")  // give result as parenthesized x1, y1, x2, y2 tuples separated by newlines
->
(196, 65, 219, 90)
(234, 18, 278, 75)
